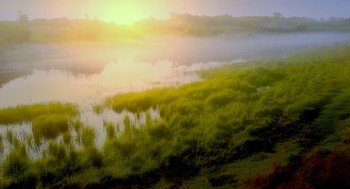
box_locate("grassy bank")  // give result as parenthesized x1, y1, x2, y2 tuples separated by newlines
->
(1, 44, 350, 188)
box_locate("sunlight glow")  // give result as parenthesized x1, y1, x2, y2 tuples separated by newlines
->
(99, 1, 153, 24)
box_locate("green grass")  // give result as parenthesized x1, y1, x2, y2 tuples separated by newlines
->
(32, 114, 70, 140)
(2, 144, 29, 178)
(0, 134, 3, 153)
(99, 43, 350, 187)
(2, 44, 350, 188)
(0, 102, 79, 125)
(81, 126, 96, 148)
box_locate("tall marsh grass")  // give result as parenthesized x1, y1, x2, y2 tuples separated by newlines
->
(32, 114, 69, 140)
(2, 44, 350, 188)
(0, 102, 79, 125)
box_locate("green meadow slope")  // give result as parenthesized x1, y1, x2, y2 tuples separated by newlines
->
(1, 44, 350, 188)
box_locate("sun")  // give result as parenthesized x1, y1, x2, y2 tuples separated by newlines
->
(103, 1, 150, 24)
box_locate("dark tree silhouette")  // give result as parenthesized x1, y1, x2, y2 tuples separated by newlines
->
(16, 10, 29, 25)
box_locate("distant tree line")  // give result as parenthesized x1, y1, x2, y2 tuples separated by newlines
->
(0, 11, 30, 48)
(138, 12, 350, 36)
(1, 12, 350, 46)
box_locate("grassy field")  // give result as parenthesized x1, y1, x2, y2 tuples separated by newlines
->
(1, 44, 350, 188)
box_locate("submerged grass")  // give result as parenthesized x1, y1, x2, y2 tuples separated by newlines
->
(2, 44, 350, 188)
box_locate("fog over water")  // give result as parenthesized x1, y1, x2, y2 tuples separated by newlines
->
(1, 32, 350, 107)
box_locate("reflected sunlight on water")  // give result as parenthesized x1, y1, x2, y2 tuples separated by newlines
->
(0, 59, 238, 156)
(0, 59, 232, 108)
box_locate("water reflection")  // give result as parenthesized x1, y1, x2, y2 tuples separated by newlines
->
(0, 59, 229, 108)
(0, 57, 239, 156)
(2, 32, 350, 82)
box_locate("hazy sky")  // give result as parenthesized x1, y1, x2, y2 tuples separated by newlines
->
(1, 0, 350, 24)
